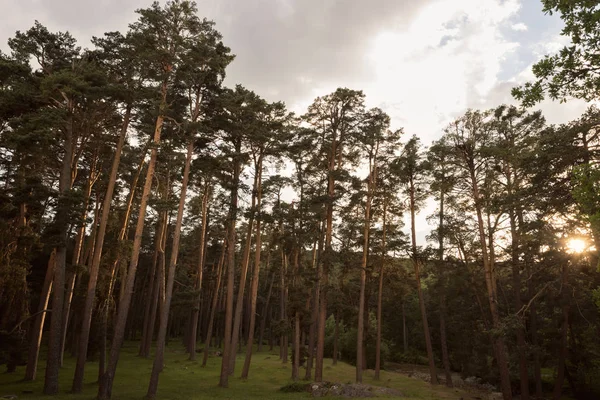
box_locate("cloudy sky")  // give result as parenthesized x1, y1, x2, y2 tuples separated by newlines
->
(1, 0, 593, 242)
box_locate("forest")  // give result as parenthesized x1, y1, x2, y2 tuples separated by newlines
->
(0, 1, 599, 400)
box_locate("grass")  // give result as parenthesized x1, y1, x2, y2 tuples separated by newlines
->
(0, 342, 471, 399)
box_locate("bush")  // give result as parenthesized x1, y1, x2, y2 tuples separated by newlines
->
(279, 382, 309, 393)
(391, 348, 429, 365)
(338, 328, 389, 369)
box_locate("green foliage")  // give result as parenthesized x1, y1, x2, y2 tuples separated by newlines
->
(513, 1, 600, 106)
(278, 381, 309, 393)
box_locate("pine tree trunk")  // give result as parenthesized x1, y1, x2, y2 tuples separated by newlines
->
(553, 261, 570, 400)
(279, 247, 287, 363)
(316, 141, 337, 383)
(409, 176, 438, 385)
(305, 235, 321, 380)
(292, 311, 300, 380)
(470, 171, 512, 400)
(402, 302, 408, 352)
(97, 84, 165, 400)
(257, 262, 274, 354)
(24, 250, 56, 381)
(241, 162, 263, 378)
(139, 218, 163, 357)
(509, 210, 529, 399)
(43, 111, 74, 395)
(437, 185, 452, 387)
(202, 242, 226, 366)
(375, 198, 387, 380)
(439, 292, 452, 387)
(529, 268, 543, 397)
(146, 141, 193, 399)
(229, 165, 260, 374)
(189, 182, 210, 360)
(333, 312, 339, 366)
(357, 157, 376, 383)
(219, 144, 241, 388)
(72, 107, 130, 392)
(62, 156, 98, 368)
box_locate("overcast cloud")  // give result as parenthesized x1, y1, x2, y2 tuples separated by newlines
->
(1, 0, 594, 242)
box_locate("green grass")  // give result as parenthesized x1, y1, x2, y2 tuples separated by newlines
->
(0, 342, 470, 399)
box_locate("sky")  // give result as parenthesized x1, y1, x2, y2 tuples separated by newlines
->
(0, 0, 594, 243)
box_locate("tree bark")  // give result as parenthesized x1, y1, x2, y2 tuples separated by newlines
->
(189, 181, 211, 360)
(241, 161, 263, 378)
(24, 250, 56, 381)
(402, 302, 408, 352)
(305, 233, 321, 380)
(470, 170, 512, 400)
(257, 261, 274, 354)
(97, 83, 164, 400)
(43, 110, 74, 395)
(553, 260, 570, 400)
(333, 312, 339, 366)
(509, 210, 529, 400)
(229, 160, 260, 374)
(146, 141, 193, 399)
(72, 106, 130, 393)
(357, 159, 375, 383)
(202, 240, 227, 366)
(375, 198, 387, 380)
(409, 175, 438, 385)
(219, 143, 241, 388)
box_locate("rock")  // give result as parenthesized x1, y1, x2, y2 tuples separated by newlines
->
(1, 396, 18, 400)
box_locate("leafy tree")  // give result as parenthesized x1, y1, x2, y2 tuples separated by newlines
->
(512, 1, 600, 106)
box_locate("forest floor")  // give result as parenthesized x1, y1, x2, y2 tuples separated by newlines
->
(1, 342, 489, 399)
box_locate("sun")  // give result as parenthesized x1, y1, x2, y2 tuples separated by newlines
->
(566, 238, 587, 254)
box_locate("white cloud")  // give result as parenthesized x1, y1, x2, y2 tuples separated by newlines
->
(362, 0, 521, 143)
(511, 22, 528, 31)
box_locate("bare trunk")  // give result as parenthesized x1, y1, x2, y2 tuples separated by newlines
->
(97, 84, 165, 400)
(229, 164, 260, 374)
(470, 171, 512, 400)
(43, 111, 74, 395)
(357, 170, 374, 382)
(72, 106, 130, 392)
(25, 250, 56, 381)
(437, 184, 452, 387)
(257, 261, 274, 354)
(402, 303, 408, 352)
(439, 293, 452, 387)
(333, 312, 339, 365)
(316, 136, 338, 383)
(146, 141, 192, 399)
(189, 182, 211, 360)
(219, 146, 241, 388)
(375, 198, 387, 380)
(409, 177, 438, 384)
(241, 162, 263, 378)
(553, 261, 569, 400)
(509, 210, 529, 399)
(139, 217, 163, 357)
(279, 248, 287, 363)
(305, 234, 321, 380)
(202, 241, 226, 365)
(61, 158, 97, 368)
(292, 312, 300, 380)
(528, 262, 543, 397)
